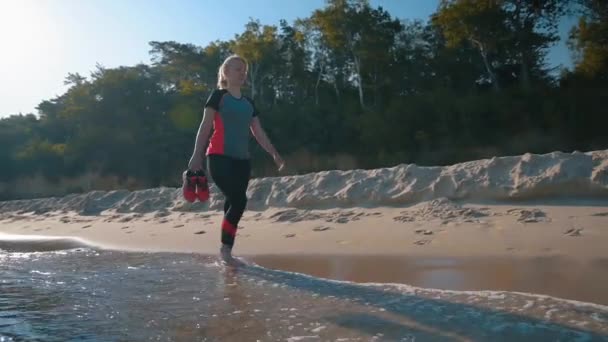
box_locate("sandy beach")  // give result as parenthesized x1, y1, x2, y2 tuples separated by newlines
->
(1, 149, 607, 305)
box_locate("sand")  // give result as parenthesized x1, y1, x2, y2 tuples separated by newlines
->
(1, 149, 607, 304)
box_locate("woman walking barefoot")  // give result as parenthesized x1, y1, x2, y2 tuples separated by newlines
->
(188, 54, 285, 261)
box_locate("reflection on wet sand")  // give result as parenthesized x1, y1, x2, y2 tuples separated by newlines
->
(250, 254, 608, 305)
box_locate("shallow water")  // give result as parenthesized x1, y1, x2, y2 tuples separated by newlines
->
(1, 247, 607, 341)
(251, 254, 608, 306)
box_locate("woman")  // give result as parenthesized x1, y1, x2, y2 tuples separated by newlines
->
(188, 54, 285, 261)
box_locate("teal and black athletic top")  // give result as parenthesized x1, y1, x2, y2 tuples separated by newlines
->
(204, 89, 259, 160)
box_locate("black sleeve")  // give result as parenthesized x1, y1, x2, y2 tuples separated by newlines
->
(245, 96, 260, 117)
(204, 89, 224, 111)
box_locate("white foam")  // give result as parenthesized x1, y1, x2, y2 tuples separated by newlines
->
(287, 336, 319, 341)
(522, 300, 534, 309)
(310, 325, 326, 333)
(30, 270, 52, 275)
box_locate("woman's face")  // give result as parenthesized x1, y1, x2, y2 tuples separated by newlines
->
(225, 59, 247, 87)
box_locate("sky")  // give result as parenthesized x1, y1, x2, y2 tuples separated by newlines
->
(0, 0, 578, 118)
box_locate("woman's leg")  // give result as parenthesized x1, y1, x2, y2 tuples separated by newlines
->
(225, 157, 251, 224)
(223, 199, 231, 215)
(207, 155, 251, 249)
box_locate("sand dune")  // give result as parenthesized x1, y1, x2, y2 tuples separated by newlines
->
(0, 150, 606, 216)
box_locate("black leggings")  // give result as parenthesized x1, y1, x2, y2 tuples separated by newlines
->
(207, 154, 251, 247)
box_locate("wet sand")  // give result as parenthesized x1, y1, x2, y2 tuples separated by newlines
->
(250, 254, 608, 305)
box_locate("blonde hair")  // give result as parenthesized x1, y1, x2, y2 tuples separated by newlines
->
(217, 54, 248, 89)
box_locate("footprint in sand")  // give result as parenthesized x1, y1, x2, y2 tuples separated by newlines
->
(345, 213, 365, 222)
(82, 225, 92, 229)
(335, 217, 349, 224)
(34, 228, 44, 232)
(313, 226, 332, 232)
(173, 224, 185, 228)
(337, 240, 351, 245)
(284, 233, 296, 238)
(507, 209, 549, 223)
(121, 226, 130, 230)
(414, 239, 431, 246)
(414, 229, 434, 235)
(157, 219, 169, 224)
(564, 227, 583, 237)
(125, 231, 134, 234)
(275, 209, 321, 223)
(393, 215, 415, 223)
(194, 230, 206, 235)
(155, 211, 170, 218)
(591, 212, 608, 217)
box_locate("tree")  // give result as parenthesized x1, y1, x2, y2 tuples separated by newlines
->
(501, 0, 572, 89)
(149, 41, 209, 94)
(275, 19, 311, 104)
(309, 0, 401, 107)
(434, 0, 509, 91)
(569, 0, 608, 79)
(232, 19, 280, 101)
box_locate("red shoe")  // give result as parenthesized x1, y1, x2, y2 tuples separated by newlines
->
(182, 170, 197, 202)
(195, 170, 210, 202)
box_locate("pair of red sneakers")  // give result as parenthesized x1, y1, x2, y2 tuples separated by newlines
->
(182, 169, 209, 202)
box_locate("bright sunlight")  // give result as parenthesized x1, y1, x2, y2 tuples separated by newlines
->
(0, 1, 61, 71)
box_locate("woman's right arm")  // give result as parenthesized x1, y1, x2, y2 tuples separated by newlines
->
(188, 107, 215, 170)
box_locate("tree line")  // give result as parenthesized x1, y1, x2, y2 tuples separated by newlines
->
(1, 0, 606, 199)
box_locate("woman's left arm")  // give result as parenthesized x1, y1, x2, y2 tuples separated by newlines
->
(250, 117, 284, 170)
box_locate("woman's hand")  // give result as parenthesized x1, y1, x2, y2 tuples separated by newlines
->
(188, 154, 203, 171)
(273, 153, 285, 172)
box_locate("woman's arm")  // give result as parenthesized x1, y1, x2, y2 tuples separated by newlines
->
(250, 117, 284, 170)
(188, 107, 215, 170)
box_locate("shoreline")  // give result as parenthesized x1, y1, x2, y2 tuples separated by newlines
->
(1, 200, 607, 306)
(1, 231, 606, 306)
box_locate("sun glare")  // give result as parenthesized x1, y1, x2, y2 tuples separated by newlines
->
(0, 1, 60, 69)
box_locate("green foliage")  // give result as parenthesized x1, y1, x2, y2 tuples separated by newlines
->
(568, 0, 608, 79)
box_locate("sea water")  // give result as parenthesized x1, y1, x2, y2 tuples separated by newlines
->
(1, 247, 607, 341)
